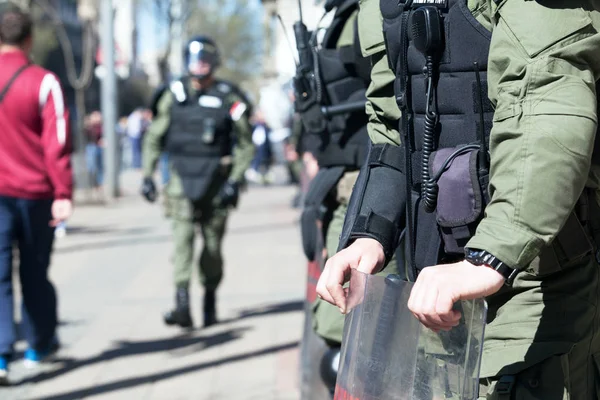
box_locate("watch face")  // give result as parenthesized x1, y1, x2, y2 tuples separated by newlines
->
(465, 249, 483, 264)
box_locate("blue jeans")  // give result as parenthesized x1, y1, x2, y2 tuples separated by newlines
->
(0, 197, 57, 355)
(131, 137, 142, 169)
(251, 141, 273, 172)
(160, 153, 170, 185)
(85, 143, 104, 187)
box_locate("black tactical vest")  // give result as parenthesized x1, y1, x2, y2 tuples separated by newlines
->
(307, 0, 372, 169)
(165, 79, 234, 201)
(381, 0, 495, 271)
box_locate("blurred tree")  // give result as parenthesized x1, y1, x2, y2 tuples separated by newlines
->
(138, 0, 187, 83)
(119, 74, 153, 116)
(22, 0, 97, 191)
(140, 0, 263, 88)
(185, 0, 263, 86)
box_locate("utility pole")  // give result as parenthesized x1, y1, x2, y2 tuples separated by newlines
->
(169, 0, 184, 78)
(100, 0, 119, 199)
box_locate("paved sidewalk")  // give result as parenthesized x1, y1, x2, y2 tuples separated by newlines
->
(1, 170, 306, 400)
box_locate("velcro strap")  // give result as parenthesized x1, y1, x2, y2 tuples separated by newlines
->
(318, 144, 369, 169)
(495, 375, 515, 398)
(338, 45, 356, 66)
(368, 143, 405, 171)
(350, 211, 396, 259)
(368, 144, 424, 186)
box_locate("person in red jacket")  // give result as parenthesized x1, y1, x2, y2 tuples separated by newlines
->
(0, 7, 72, 385)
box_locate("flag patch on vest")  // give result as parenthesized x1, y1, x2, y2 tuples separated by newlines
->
(230, 101, 247, 121)
(411, 0, 448, 7)
(198, 95, 223, 108)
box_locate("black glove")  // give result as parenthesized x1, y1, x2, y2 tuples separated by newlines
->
(218, 180, 239, 208)
(141, 176, 157, 203)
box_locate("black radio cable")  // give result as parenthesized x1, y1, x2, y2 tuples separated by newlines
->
(422, 55, 439, 213)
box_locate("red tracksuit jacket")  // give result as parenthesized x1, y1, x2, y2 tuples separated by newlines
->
(0, 50, 72, 200)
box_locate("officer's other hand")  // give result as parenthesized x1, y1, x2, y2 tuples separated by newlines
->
(141, 177, 157, 203)
(50, 199, 73, 227)
(407, 260, 504, 332)
(218, 180, 239, 208)
(316, 238, 385, 314)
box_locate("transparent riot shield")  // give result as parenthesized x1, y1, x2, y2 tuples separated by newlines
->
(334, 269, 487, 400)
(299, 221, 333, 400)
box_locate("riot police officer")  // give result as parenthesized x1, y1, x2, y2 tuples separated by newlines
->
(293, 0, 401, 395)
(141, 36, 254, 329)
(318, 0, 600, 398)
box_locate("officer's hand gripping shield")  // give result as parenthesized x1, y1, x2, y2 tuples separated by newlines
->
(335, 270, 487, 400)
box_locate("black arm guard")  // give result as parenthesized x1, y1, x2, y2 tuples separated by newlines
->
(338, 143, 407, 263)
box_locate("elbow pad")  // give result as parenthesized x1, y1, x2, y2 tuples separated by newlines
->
(338, 142, 407, 262)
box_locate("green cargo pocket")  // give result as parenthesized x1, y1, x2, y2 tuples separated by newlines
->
(527, 210, 594, 277)
(513, 355, 569, 400)
(496, 1, 592, 58)
(485, 355, 569, 399)
(170, 196, 194, 221)
(358, 0, 385, 56)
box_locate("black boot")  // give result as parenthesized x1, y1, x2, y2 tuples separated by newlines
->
(163, 287, 193, 328)
(320, 346, 341, 396)
(203, 289, 218, 327)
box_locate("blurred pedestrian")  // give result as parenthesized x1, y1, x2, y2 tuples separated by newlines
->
(245, 108, 273, 185)
(127, 108, 148, 169)
(0, 7, 72, 384)
(84, 110, 103, 200)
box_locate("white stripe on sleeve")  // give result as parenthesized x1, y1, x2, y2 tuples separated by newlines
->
(39, 73, 66, 146)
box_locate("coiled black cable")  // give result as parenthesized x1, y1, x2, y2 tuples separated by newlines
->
(422, 55, 439, 213)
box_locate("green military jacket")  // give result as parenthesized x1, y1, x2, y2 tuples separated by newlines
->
(142, 79, 254, 198)
(359, 0, 600, 271)
(357, 0, 600, 378)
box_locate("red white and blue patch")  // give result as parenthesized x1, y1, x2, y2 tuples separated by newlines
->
(229, 101, 247, 121)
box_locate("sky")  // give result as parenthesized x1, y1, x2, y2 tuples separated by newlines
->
(136, 0, 263, 57)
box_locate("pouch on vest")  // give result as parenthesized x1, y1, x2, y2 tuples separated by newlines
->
(430, 146, 488, 255)
(202, 118, 216, 144)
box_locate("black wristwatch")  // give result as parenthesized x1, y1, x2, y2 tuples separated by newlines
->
(464, 248, 519, 286)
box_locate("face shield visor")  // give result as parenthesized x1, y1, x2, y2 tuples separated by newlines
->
(186, 40, 219, 79)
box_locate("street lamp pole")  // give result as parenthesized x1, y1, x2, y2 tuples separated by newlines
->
(100, 0, 119, 199)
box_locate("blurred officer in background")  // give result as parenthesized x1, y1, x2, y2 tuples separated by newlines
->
(141, 36, 254, 329)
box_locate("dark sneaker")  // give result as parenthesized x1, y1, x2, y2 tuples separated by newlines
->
(0, 355, 8, 386)
(24, 337, 59, 368)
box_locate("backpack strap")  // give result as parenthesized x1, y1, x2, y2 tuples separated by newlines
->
(0, 64, 31, 105)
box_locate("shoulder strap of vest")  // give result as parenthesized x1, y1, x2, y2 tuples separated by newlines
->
(149, 83, 169, 115)
(392, 1, 419, 278)
(217, 79, 254, 115)
(321, 0, 359, 49)
(0, 63, 31, 105)
(170, 80, 187, 104)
